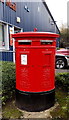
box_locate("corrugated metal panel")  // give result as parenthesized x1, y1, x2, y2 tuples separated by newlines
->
(3, 2, 16, 25)
(0, 51, 13, 61)
(0, 0, 59, 33)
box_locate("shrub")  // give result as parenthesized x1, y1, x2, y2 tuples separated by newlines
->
(1, 61, 15, 104)
(56, 72, 69, 91)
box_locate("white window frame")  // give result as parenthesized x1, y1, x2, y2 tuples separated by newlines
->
(0, 22, 9, 51)
(4, 24, 9, 50)
(0, 23, 5, 50)
(13, 26, 23, 63)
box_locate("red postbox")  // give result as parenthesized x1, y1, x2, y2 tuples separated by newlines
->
(12, 32, 59, 111)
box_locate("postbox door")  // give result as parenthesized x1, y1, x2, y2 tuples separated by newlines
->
(16, 47, 55, 92)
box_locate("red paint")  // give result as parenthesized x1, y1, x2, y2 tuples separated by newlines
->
(12, 32, 59, 92)
(34, 28, 37, 32)
(6, 0, 16, 11)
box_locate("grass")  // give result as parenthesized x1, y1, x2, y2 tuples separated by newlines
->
(2, 99, 23, 119)
(50, 88, 69, 120)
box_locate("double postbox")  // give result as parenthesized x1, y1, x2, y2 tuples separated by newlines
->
(12, 32, 59, 111)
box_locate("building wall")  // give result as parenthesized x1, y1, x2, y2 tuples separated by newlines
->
(0, 0, 59, 33)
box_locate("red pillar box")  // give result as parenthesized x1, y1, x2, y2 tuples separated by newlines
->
(12, 32, 59, 111)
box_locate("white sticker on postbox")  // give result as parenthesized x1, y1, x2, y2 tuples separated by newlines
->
(21, 55, 27, 65)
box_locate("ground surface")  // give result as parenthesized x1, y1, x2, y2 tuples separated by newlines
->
(2, 88, 68, 120)
(2, 100, 59, 119)
(18, 103, 58, 119)
(55, 67, 69, 74)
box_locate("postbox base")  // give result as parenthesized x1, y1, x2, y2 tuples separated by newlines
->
(16, 89, 55, 112)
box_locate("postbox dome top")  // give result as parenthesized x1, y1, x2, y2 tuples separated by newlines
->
(12, 32, 59, 38)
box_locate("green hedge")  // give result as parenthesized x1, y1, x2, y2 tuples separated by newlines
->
(56, 72, 69, 91)
(1, 61, 15, 104)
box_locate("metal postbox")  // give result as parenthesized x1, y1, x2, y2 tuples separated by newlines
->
(12, 32, 59, 111)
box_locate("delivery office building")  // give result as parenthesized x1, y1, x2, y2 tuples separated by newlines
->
(0, 0, 60, 62)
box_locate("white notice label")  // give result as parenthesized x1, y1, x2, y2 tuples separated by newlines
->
(21, 55, 27, 65)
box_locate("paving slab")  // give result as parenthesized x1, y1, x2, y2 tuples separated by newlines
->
(18, 103, 59, 119)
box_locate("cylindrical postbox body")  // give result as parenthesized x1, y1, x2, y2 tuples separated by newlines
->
(12, 32, 59, 111)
